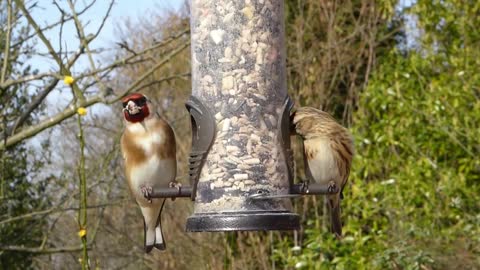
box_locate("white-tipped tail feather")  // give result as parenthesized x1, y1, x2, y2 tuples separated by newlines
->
(141, 199, 166, 253)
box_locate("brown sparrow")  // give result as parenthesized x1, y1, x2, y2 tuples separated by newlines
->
(120, 93, 177, 252)
(292, 107, 354, 238)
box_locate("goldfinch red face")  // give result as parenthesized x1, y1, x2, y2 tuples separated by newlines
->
(122, 93, 150, 123)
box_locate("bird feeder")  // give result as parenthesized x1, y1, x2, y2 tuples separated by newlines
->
(185, 0, 300, 232)
(151, 0, 338, 232)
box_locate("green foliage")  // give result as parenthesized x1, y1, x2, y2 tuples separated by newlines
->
(0, 147, 50, 269)
(278, 1, 480, 269)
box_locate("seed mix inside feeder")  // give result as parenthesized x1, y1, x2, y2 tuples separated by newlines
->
(184, 0, 300, 231)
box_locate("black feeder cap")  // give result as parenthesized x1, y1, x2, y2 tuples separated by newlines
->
(186, 211, 300, 232)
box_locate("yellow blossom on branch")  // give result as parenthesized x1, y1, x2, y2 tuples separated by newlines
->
(78, 228, 87, 238)
(77, 107, 87, 116)
(63, 75, 74, 85)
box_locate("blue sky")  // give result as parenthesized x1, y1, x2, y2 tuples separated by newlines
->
(30, 1, 184, 73)
(23, 0, 185, 111)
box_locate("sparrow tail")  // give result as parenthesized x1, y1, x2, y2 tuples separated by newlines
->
(329, 196, 342, 238)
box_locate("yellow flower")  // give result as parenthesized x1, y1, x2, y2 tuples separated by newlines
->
(77, 107, 87, 116)
(64, 75, 74, 85)
(78, 228, 87, 238)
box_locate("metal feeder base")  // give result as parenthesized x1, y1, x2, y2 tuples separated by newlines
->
(185, 211, 300, 232)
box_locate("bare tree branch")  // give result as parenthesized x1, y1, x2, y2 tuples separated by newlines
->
(10, 0, 97, 48)
(14, 0, 86, 102)
(1, 40, 189, 150)
(76, 28, 189, 81)
(134, 72, 191, 92)
(1, 72, 62, 88)
(0, 0, 12, 84)
(0, 245, 88, 254)
(0, 201, 126, 225)
(7, 28, 189, 137)
(111, 41, 190, 102)
(67, 0, 114, 97)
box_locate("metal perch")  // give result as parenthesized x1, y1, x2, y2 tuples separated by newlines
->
(149, 183, 338, 199)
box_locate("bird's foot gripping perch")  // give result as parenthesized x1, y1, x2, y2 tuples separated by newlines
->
(141, 186, 153, 203)
(169, 181, 182, 201)
(300, 180, 310, 193)
(327, 181, 337, 193)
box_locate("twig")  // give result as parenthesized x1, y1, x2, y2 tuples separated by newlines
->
(10, 36, 111, 135)
(110, 40, 190, 102)
(1, 39, 189, 150)
(10, 0, 97, 48)
(1, 72, 63, 88)
(0, 245, 89, 254)
(67, 0, 114, 98)
(0, 0, 12, 84)
(14, 0, 86, 103)
(117, 41, 138, 56)
(0, 201, 126, 225)
(88, 133, 122, 242)
(2, 95, 102, 150)
(75, 28, 189, 81)
(133, 72, 191, 92)
(76, 109, 89, 270)
(8, 28, 188, 135)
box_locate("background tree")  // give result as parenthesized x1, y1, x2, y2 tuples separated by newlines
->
(283, 0, 480, 269)
(0, 1, 52, 267)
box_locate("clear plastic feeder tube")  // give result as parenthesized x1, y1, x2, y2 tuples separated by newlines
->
(187, 0, 298, 231)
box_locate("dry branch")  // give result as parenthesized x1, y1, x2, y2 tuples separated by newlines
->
(0, 245, 88, 254)
(1, 38, 189, 150)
